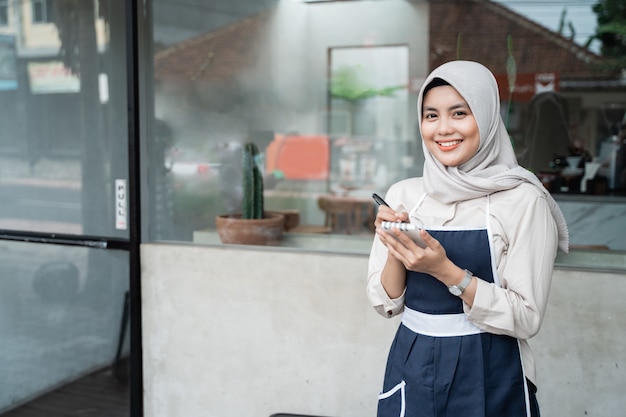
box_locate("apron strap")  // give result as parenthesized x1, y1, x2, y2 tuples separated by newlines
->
(485, 195, 501, 288)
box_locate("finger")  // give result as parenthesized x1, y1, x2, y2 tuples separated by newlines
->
(392, 228, 414, 246)
(395, 211, 409, 222)
(385, 236, 418, 270)
(376, 228, 389, 245)
(374, 210, 388, 228)
(378, 206, 398, 219)
(384, 234, 408, 262)
(376, 208, 405, 228)
(377, 228, 398, 247)
(419, 229, 438, 249)
(387, 230, 422, 261)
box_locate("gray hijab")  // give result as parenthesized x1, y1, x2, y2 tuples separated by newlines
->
(417, 61, 569, 252)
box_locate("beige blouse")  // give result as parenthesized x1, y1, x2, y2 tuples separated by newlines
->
(367, 177, 559, 384)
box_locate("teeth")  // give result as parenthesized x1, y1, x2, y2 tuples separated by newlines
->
(438, 140, 462, 147)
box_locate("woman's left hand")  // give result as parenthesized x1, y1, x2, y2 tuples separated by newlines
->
(381, 228, 450, 277)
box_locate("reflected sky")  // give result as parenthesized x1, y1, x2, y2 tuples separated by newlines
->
(494, 0, 600, 52)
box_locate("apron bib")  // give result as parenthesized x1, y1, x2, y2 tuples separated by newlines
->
(377, 195, 533, 417)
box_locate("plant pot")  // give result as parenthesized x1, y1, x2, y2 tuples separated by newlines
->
(215, 212, 285, 245)
(272, 209, 300, 231)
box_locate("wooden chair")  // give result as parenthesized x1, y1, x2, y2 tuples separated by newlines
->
(317, 194, 359, 234)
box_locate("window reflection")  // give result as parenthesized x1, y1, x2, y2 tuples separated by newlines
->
(329, 46, 411, 190)
(32, 0, 54, 24)
(0, 1, 128, 238)
(0, 240, 129, 413)
(150, 0, 626, 251)
(0, 0, 8, 26)
(152, 0, 426, 243)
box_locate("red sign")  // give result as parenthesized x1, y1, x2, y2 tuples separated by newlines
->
(495, 72, 559, 102)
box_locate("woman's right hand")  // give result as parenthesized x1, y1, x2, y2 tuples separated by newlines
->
(374, 205, 410, 299)
(374, 205, 409, 251)
(374, 205, 409, 230)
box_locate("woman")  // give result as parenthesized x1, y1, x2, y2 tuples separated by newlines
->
(367, 61, 569, 417)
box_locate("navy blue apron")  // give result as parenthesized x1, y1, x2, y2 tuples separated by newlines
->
(377, 195, 539, 417)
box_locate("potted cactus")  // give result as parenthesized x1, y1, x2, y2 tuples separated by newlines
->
(215, 142, 285, 245)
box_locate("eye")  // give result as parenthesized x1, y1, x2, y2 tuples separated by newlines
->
(452, 110, 468, 117)
(423, 112, 437, 120)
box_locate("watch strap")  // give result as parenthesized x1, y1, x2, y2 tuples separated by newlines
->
(448, 269, 473, 296)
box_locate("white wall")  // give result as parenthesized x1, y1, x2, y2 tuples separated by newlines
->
(141, 244, 626, 417)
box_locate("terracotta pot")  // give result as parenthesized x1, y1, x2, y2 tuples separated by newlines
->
(215, 212, 285, 245)
(272, 209, 300, 231)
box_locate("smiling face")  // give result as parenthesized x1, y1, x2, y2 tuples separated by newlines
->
(421, 85, 480, 167)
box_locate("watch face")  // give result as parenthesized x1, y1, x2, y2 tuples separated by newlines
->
(449, 286, 462, 296)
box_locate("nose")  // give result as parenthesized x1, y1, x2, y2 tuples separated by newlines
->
(437, 116, 454, 136)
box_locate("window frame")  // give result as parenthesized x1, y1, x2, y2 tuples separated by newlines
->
(31, 0, 53, 24)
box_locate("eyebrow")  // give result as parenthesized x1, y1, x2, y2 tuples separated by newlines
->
(423, 102, 469, 112)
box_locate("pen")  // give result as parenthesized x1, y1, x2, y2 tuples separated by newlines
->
(372, 193, 390, 207)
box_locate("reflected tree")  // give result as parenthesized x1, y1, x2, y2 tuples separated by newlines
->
(53, 0, 110, 236)
(52, 1, 125, 309)
(587, 0, 626, 71)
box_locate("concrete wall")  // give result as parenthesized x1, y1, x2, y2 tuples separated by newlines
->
(141, 243, 626, 417)
(141, 244, 397, 417)
(533, 269, 626, 417)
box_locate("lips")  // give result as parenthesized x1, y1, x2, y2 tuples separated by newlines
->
(436, 139, 462, 148)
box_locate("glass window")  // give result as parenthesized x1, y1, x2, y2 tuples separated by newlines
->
(147, 0, 626, 254)
(0, 35, 17, 91)
(0, 0, 129, 238)
(31, 0, 56, 24)
(0, 0, 8, 26)
(0, 1, 132, 414)
(0, 240, 129, 414)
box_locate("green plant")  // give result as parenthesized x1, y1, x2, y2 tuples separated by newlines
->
(585, 0, 626, 72)
(242, 142, 264, 219)
(330, 65, 404, 102)
(505, 34, 517, 132)
(330, 65, 406, 135)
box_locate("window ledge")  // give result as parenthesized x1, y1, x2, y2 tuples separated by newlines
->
(194, 229, 626, 273)
(193, 229, 373, 255)
(555, 248, 626, 273)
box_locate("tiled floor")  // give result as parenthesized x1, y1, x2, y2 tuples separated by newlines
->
(0, 240, 131, 416)
(1, 365, 129, 417)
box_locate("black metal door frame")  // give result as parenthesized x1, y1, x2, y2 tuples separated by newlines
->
(0, 1, 144, 415)
(126, 0, 143, 415)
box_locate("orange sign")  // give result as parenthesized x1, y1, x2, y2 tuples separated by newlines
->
(266, 134, 330, 180)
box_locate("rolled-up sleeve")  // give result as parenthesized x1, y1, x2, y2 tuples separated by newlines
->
(466, 189, 558, 340)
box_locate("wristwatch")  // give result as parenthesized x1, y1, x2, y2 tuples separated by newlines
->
(448, 269, 473, 296)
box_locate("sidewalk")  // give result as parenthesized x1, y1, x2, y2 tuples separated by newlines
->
(0, 155, 82, 188)
(0, 155, 83, 234)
